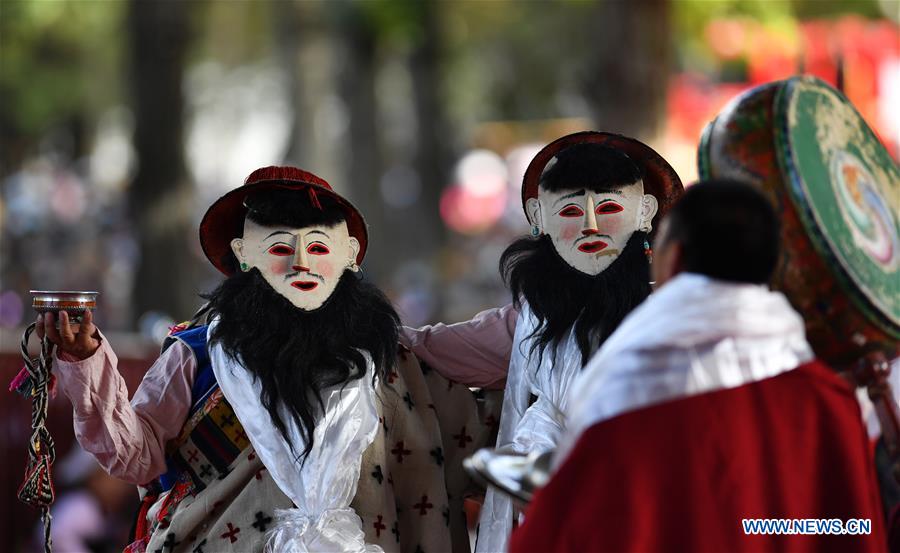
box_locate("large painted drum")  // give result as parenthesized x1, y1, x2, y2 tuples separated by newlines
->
(699, 75, 899, 369)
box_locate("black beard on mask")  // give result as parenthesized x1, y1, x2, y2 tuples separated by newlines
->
(500, 230, 652, 367)
(205, 269, 400, 461)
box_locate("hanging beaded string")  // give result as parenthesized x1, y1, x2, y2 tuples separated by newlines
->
(18, 321, 57, 553)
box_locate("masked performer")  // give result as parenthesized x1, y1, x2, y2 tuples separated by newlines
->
(511, 180, 887, 552)
(403, 132, 682, 552)
(41, 166, 491, 553)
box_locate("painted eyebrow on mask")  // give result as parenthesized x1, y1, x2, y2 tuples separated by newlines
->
(264, 230, 293, 240)
(552, 189, 586, 207)
(305, 230, 331, 239)
(588, 189, 625, 198)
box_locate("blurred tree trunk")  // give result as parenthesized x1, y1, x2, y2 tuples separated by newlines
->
(407, 0, 451, 316)
(272, 1, 305, 166)
(127, 0, 197, 326)
(334, 3, 387, 281)
(409, 0, 450, 256)
(581, 0, 672, 142)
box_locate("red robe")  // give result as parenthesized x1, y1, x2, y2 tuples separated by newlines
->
(510, 360, 887, 552)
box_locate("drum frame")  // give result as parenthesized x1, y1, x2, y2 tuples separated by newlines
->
(698, 76, 899, 369)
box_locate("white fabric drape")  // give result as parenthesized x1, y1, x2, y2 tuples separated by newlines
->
(208, 320, 382, 553)
(556, 273, 814, 468)
(475, 303, 583, 553)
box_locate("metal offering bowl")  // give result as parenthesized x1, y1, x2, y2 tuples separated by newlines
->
(463, 448, 553, 507)
(30, 291, 99, 327)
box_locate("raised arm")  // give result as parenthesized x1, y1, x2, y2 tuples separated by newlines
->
(400, 304, 518, 389)
(42, 311, 195, 485)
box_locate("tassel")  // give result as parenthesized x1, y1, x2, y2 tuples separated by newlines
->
(9, 366, 31, 396)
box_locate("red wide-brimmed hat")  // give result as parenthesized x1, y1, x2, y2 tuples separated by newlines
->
(522, 131, 683, 231)
(199, 166, 368, 276)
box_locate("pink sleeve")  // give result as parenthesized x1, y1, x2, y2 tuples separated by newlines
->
(54, 334, 196, 485)
(400, 304, 518, 389)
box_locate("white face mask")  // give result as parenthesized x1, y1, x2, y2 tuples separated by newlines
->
(230, 219, 360, 311)
(526, 181, 658, 275)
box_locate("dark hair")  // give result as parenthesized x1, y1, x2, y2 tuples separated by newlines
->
(216, 188, 350, 273)
(205, 268, 400, 461)
(539, 143, 643, 193)
(663, 179, 779, 284)
(500, 231, 652, 366)
(244, 187, 348, 229)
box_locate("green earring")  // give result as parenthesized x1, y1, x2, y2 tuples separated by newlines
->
(240, 262, 249, 272)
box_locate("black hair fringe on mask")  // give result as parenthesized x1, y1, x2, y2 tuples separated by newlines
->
(244, 188, 347, 229)
(540, 143, 643, 194)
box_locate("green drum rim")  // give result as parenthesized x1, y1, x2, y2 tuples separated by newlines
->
(774, 75, 900, 337)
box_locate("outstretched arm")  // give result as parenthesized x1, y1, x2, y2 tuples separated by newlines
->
(41, 311, 195, 485)
(400, 304, 518, 389)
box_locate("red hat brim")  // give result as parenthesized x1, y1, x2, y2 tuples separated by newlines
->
(200, 179, 368, 276)
(522, 131, 683, 233)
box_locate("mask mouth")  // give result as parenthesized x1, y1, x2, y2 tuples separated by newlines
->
(577, 240, 608, 253)
(291, 281, 319, 291)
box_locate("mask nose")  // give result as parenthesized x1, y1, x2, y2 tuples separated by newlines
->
(582, 194, 599, 236)
(292, 235, 310, 272)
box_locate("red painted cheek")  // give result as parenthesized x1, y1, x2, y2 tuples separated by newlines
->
(597, 216, 624, 235)
(558, 224, 581, 242)
(316, 261, 335, 279)
(269, 261, 288, 274)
